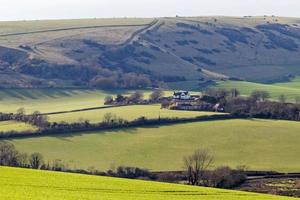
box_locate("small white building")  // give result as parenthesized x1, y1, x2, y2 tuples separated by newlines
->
(173, 91, 191, 100)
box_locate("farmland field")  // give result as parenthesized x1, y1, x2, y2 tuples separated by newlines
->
(0, 167, 295, 200)
(214, 79, 300, 102)
(0, 89, 172, 114)
(9, 119, 300, 172)
(48, 104, 218, 123)
(0, 121, 37, 133)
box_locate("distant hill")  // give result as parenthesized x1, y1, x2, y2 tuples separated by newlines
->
(0, 16, 300, 89)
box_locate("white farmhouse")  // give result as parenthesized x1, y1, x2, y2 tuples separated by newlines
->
(173, 91, 191, 100)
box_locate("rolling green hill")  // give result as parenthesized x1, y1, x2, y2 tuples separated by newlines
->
(0, 89, 171, 114)
(0, 167, 295, 200)
(9, 119, 300, 172)
(0, 17, 300, 89)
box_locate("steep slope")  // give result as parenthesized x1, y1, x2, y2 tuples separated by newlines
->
(0, 16, 300, 88)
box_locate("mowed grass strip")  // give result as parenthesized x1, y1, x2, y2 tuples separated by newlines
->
(214, 80, 300, 102)
(0, 167, 295, 200)
(0, 121, 37, 133)
(10, 119, 300, 172)
(48, 105, 219, 123)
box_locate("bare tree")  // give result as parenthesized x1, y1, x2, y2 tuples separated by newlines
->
(250, 90, 270, 102)
(150, 90, 164, 102)
(129, 91, 144, 103)
(229, 88, 240, 98)
(29, 153, 44, 169)
(183, 149, 214, 185)
(0, 141, 19, 166)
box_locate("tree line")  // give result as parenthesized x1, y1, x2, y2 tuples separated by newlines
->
(104, 90, 165, 105)
(202, 88, 300, 121)
(0, 141, 247, 189)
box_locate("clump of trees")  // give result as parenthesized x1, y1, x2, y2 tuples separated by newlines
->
(183, 149, 247, 189)
(104, 90, 164, 105)
(0, 108, 49, 128)
(183, 149, 214, 186)
(90, 73, 152, 90)
(202, 88, 300, 121)
(0, 141, 44, 169)
(107, 166, 155, 180)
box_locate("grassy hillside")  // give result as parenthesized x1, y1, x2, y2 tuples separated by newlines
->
(1, 16, 300, 88)
(9, 119, 300, 172)
(0, 121, 37, 133)
(0, 167, 295, 200)
(213, 79, 300, 102)
(0, 18, 153, 36)
(48, 104, 218, 123)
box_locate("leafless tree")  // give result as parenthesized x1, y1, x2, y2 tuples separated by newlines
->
(29, 153, 44, 169)
(250, 90, 270, 102)
(183, 149, 214, 185)
(229, 88, 240, 98)
(150, 90, 164, 102)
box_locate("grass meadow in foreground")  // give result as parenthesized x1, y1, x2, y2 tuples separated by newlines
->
(214, 79, 300, 102)
(9, 119, 300, 172)
(0, 167, 295, 200)
(48, 105, 218, 123)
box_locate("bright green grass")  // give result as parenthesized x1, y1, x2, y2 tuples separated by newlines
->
(0, 89, 172, 114)
(0, 121, 37, 133)
(214, 80, 300, 102)
(9, 119, 300, 172)
(0, 167, 294, 200)
(48, 105, 218, 123)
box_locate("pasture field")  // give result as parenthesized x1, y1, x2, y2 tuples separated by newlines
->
(0, 121, 37, 133)
(274, 76, 300, 89)
(214, 80, 300, 102)
(10, 119, 300, 172)
(0, 167, 295, 200)
(0, 18, 153, 36)
(0, 89, 171, 114)
(48, 104, 218, 123)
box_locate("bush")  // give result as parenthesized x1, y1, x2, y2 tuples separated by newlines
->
(205, 166, 247, 189)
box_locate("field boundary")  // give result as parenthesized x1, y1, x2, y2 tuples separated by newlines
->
(0, 114, 237, 139)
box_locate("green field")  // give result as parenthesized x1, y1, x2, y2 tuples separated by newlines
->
(0, 89, 172, 114)
(9, 119, 300, 172)
(0, 167, 294, 200)
(214, 79, 300, 102)
(0, 121, 37, 133)
(48, 105, 218, 123)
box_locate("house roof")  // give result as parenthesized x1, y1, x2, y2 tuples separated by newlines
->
(174, 91, 189, 96)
